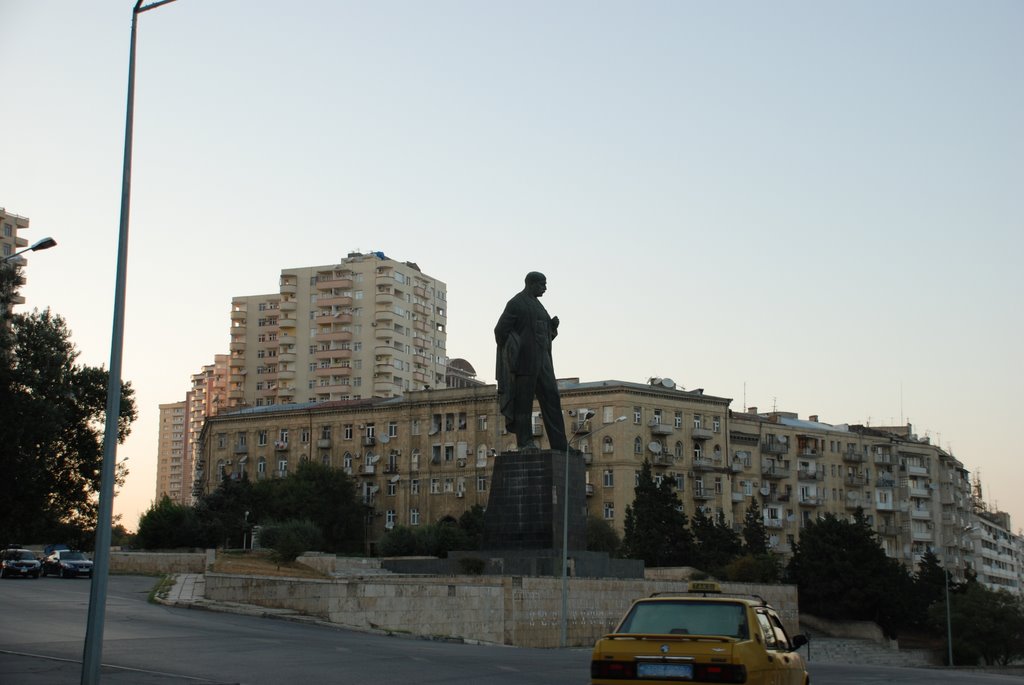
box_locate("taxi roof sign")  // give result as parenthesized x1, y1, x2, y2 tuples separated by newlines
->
(687, 580, 722, 593)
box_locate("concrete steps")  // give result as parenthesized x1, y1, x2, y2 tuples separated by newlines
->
(799, 636, 939, 667)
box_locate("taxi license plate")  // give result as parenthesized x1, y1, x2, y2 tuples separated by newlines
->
(637, 662, 693, 679)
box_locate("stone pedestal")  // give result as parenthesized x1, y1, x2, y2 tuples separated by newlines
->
(481, 449, 587, 552)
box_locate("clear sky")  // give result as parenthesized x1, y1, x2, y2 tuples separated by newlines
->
(2, 1, 1021, 534)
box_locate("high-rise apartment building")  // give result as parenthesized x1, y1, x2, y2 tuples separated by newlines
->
(155, 355, 230, 506)
(1, 206, 32, 307)
(227, 251, 448, 408)
(155, 401, 188, 503)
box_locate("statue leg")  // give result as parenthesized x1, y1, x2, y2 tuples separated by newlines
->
(512, 374, 539, 449)
(535, 367, 567, 451)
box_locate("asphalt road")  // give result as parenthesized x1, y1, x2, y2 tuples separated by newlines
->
(2, 575, 1021, 685)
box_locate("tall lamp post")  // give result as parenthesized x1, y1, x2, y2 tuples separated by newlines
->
(560, 413, 627, 647)
(81, 2, 178, 683)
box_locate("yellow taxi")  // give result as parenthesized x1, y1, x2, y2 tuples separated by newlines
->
(590, 581, 809, 685)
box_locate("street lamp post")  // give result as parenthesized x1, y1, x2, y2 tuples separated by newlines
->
(81, 2, 178, 683)
(560, 413, 627, 647)
(1, 236, 58, 264)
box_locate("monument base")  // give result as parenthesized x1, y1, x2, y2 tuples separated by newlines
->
(481, 449, 586, 551)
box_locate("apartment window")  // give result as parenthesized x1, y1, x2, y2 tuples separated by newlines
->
(693, 414, 703, 429)
(386, 510, 396, 527)
(411, 449, 420, 471)
(410, 478, 420, 495)
(603, 469, 614, 487)
(675, 441, 684, 459)
(476, 475, 487, 491)
(343, 453, 353, 470)
(633, 407, 642, 424)
(279, 429, 289, 444)
(477, 415, 488, 430)
(277, 459, 288, 475)
(387, 481, 396, 496)
(603, 502, 615, 520)
(634, 437, 643, 455)
(410, 508, 420, 525)
(321, 453, 330, 466)
(603, 436, 614, 454)
(444, 445, 454, 462)
(216, 433, 227, 448)
(714, 476, 723, 494)
(675, 474, 685, 491)
(443, 478, 454, 493)
(430, 478, 440, 494)
(411, 419, 420, 435)
(257, 431, 268, 446)
(320, 425, 332, 440)
(388, 421, 398, 438)
(300, 428, 310, 444)
(712, 416, 721, 432)
(257, 458, 266, 474)
(344, 424, 353, 440)
(653, 409, 662, 424)
(693, 442, 703, 460)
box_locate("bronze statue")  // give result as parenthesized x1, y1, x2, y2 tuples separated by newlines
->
(495, 272, 568, 451)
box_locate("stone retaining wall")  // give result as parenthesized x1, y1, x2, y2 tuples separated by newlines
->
(109, 551, 208, 575)
(203, 573, 799, 648)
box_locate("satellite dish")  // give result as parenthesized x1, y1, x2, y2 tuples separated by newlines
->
(389, 475, 400, 483)
(760, 486, 770, 496)
(369, 485, 379, 493)
(778, 435, 788, 443)
(368, 453, 380, 464)
(428, 427, 439, 435)
(379, 435, 390, 444)
(662, 378, 675, 389)
(648, 441, 663, 454)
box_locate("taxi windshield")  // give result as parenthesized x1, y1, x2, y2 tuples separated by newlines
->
(617, 600, 748, 639)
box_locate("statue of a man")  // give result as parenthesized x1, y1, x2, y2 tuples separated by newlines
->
(495, 272, 568, 451)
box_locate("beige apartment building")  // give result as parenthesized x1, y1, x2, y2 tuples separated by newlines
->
(155, 401, 188, 503)
(1, 206, 32, 307)
(227, 251, 448, 409)
(193, 376, 1021, 591)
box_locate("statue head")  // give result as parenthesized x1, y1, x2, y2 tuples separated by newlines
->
(524, 271, 547, 297)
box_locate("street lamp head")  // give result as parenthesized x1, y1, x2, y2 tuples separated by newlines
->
(615, 415, 628, 422)
(30, 236, 57, 252)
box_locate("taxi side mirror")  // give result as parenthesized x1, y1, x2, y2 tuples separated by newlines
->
(791, 634, 809, 650)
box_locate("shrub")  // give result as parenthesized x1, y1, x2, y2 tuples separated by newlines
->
(456, 556, 486, 575)
(257, 519, 323, 564)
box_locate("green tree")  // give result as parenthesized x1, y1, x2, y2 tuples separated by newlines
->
(911, 549, 954, 630)
(788, 509, 915, 637)
(741, 497, 769, 555)
(194, 477, 256, 549)
(586, 515, 621, 555)
(722, 554, 782, 583)
(457, 504, 486, 549)
(257, 519, 324, 564)
(0, 286, 137, 544)
(929, 583, 1024, 665)
(692, 507, 743, 573)
(621, 461, 695, 567)
(136, 496, 205, 549)
(252, 461, 364, 553)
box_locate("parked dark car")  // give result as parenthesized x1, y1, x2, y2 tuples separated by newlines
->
(1, 548, 41, 578)
(41, 549, 94, 578)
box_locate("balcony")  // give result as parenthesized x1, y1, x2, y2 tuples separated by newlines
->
(314, 330, 353, 343)
(691, 427, 713, 440)
(876, 524, 899, 537)
(277, 385, 295, 397)
(229, 341, 246, 352)
(648, 420, 674, 435)
(233, 444, 248, 455)
(875, 500, 895, 511)
(582, 453, 593, 465)
(692, 457, 717, 472)
(693, 490, 715, 501)
(317, 295, 353, 308)
(230, 309, 246, 321)
(278, 316, 297, 328)
(797, 468, 824, 482)
(843, 449, 866, 463)
(845, 498, 865, 510)
(906, 464, 928, 476)
(768, 491, 791, 503)
(229, 356, 245, 368)
(228, 389, 244, 400)
(761, 441, 788, 455)
(316, 348, 352, 360)
(908, 486, 931, 498)
(765, 518, 784, 530)
(375, 328, 394, 340)
(360, 464, 375, 476)
(279, 334, 296, 345)
(363, 436, 376, 447)
(845, 474, 867, 487)
(652, 454, 673, 468)
(317, 438, 331, 449)
(274, 441, 289, 451)
(731, 492, 745, 502)
(279, 281, 297, 295)
(798, 495, 823, 507)
(278, 352, 296, 363)
(279, 300, 297, 312)
(730, 460, 747, 473)
(910, 507, 931, 520)
(875, 476, 896, 488)
(277, 368, 295, 380)
(531, 424, 544, 437)
(316, 277, 354, 291)
(585, 483, 595, 497)
(874, 452, 893, 465)
(571, 420, 592, 434)
(761, 464, 791, 480)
